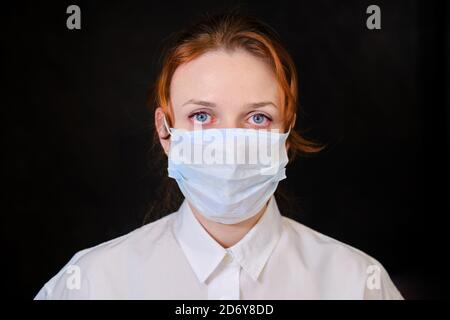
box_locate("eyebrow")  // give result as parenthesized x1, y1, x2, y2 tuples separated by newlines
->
(182, 99, 216, 108)
(182, 99, 278, 109)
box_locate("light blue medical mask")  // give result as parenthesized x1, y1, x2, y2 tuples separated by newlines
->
(163, 114, 293, 224)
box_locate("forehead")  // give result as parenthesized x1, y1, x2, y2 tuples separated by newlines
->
(170, 49, 280, 107)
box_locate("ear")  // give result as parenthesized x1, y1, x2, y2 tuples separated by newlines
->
(155, 107, 171, 156)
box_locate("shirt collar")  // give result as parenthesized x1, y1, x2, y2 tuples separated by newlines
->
(172, 195, 283, 283)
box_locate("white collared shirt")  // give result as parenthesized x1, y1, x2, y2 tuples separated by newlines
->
(34, 195, 403, 299)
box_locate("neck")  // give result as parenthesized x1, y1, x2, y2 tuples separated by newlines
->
(189, 201, 269, 249)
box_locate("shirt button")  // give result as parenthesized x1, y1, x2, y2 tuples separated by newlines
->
(223, 251, 234, 263)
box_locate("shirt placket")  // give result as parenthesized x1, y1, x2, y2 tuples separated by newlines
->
(207, 250, 241, 300)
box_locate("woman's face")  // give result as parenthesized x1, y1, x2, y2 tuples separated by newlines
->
(156, 48, 283, 154)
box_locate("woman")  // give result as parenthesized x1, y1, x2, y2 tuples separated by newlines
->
(35, 11, 403, 300)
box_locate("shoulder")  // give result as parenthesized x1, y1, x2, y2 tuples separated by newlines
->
(34, 212, 177, 300)
(280, 216, 404, 299)
(74, 212, 176, 269)
(281, 216, 378, 268)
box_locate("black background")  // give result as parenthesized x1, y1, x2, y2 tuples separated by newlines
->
(2, 0, 448, 299)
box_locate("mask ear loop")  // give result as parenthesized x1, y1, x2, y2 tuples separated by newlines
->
(286, 113, 296, 135)
(163, 113, 172, 136)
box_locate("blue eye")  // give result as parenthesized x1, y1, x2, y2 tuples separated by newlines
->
(252, 113, 267, 124)
(192, 112, 210, 123)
